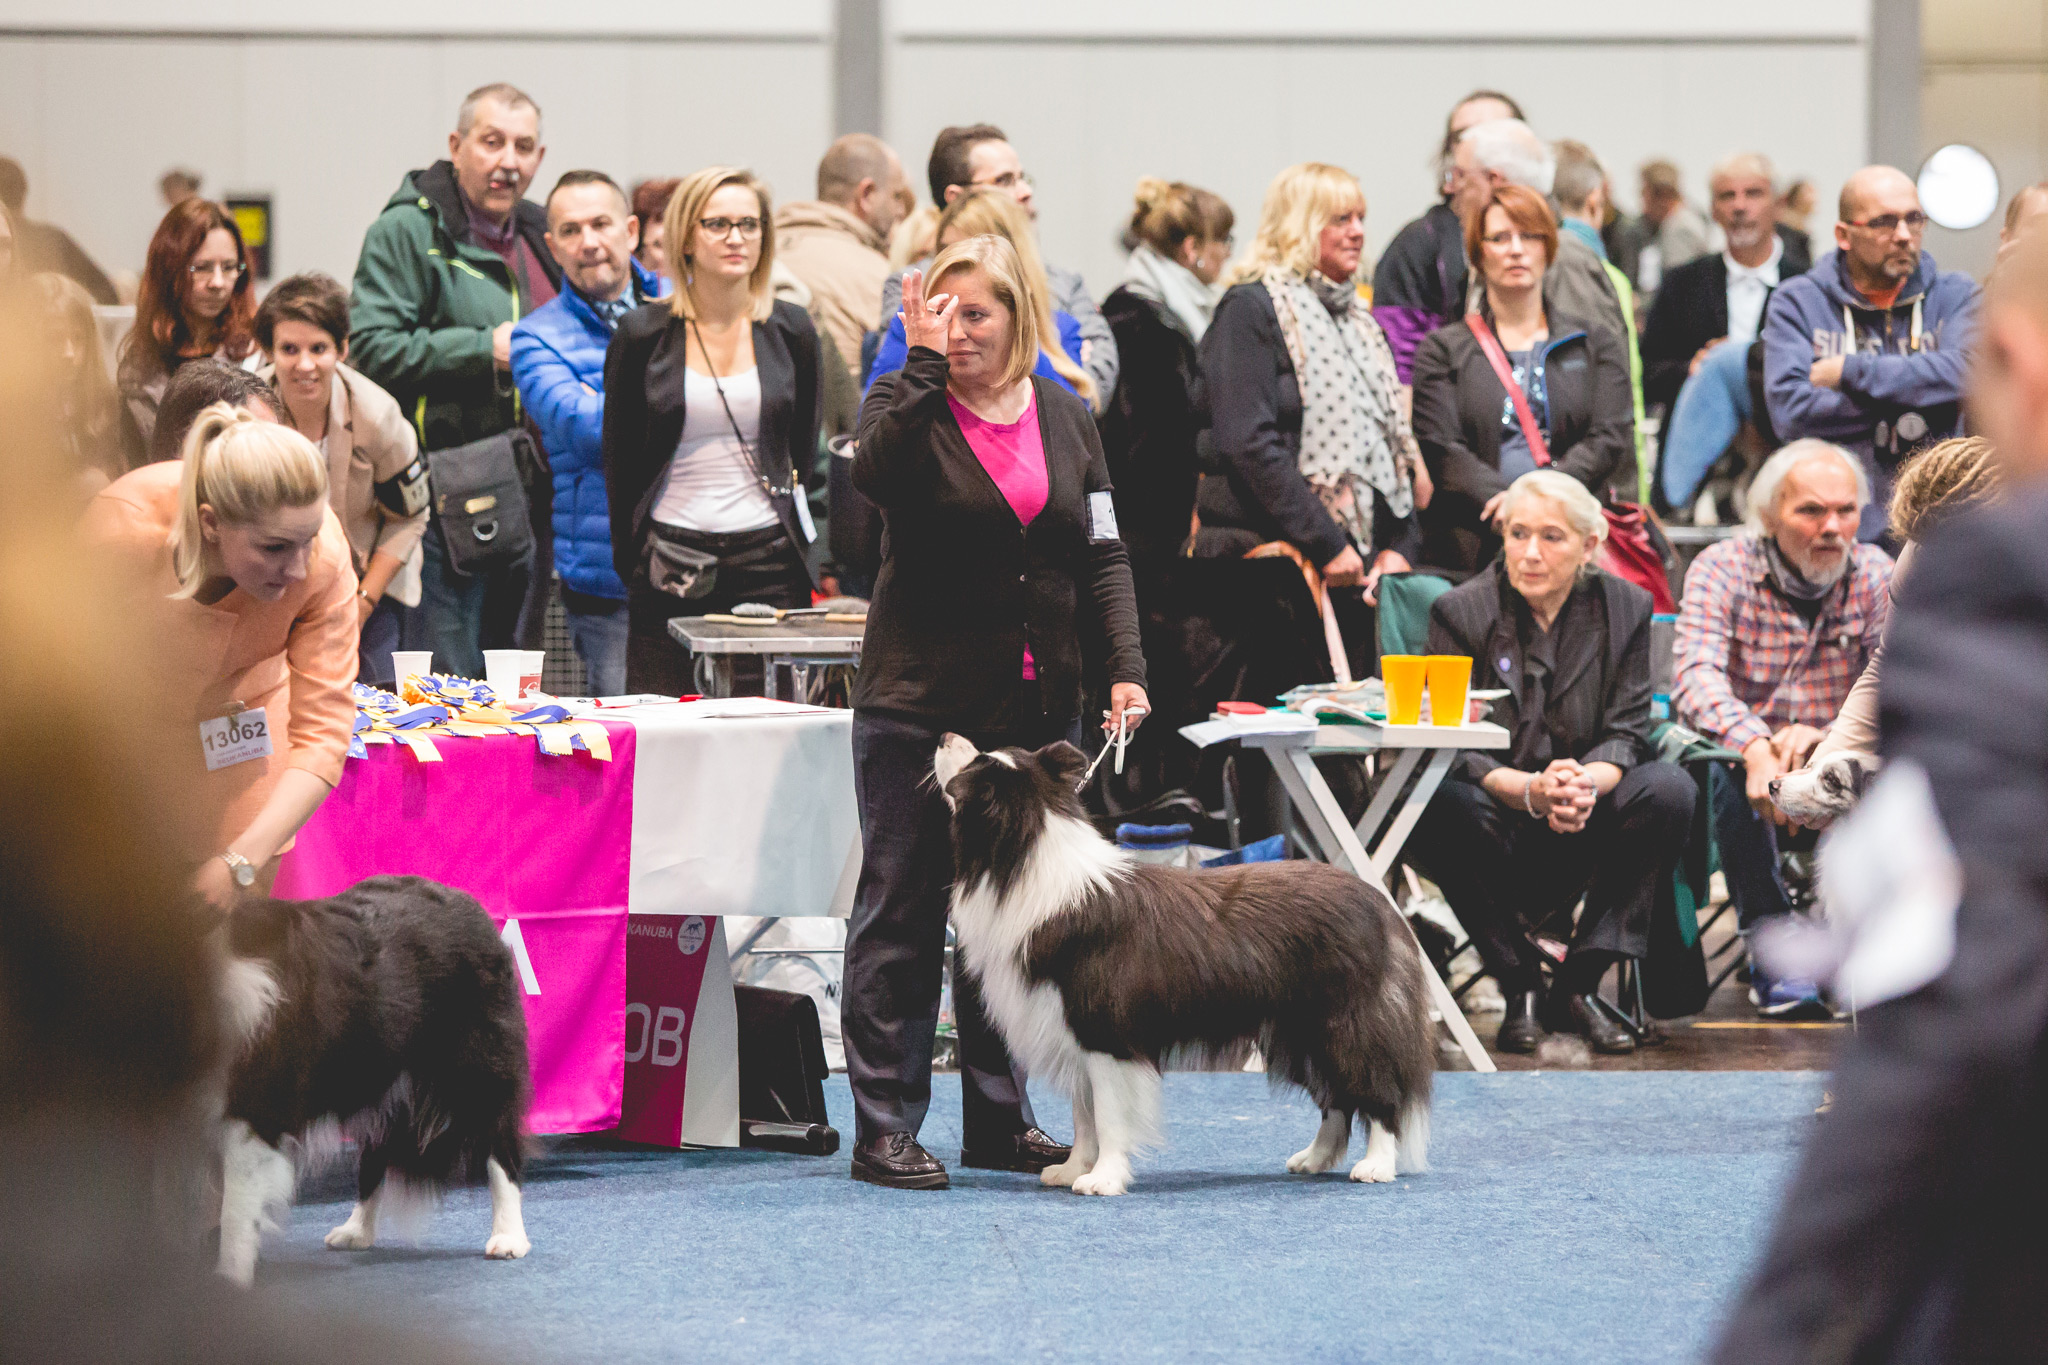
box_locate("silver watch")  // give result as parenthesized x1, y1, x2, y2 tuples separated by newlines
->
(219, 851, 256, 888)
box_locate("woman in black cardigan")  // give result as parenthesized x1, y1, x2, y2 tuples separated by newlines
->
(602, 167, 820, 694)
(847, 234, 1148, 1189)
(1410, 184, 1635, 577)
(1403, 471, 1693, 1056)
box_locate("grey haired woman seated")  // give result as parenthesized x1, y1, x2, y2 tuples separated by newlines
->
(1403, 470, 1694, 1055)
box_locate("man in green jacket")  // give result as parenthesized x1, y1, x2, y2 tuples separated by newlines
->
(349, 82, 561, 677)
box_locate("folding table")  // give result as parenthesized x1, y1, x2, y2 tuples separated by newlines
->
(668, 618, 864, 700)
(1183, 717, 1511, 1072)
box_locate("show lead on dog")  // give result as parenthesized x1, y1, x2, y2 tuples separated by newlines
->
(845, 234, 1149, 1190)
(81, 403, 359, 906)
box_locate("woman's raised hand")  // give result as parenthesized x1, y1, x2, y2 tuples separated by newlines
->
(900, 268, 957, 356)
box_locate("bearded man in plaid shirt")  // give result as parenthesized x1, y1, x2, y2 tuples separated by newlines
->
(1674, 439, 1894, 1016)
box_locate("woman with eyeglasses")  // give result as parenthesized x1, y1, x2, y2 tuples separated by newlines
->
(117, 198, 259, 448)
(1410, 183, 1634, 576)
(601, 165, 821, 695)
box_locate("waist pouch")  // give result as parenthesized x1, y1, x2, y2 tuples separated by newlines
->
(429, 430, 537, 575)
(644, 521, 793, 600)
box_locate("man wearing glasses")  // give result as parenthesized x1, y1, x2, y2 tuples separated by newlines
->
(876, 124, 1118, 401)
(1761, 165, 1980, 542)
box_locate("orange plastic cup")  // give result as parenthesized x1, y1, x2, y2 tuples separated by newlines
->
(1382, 655, 1427, 726)
(1426, 655, 1473, 727)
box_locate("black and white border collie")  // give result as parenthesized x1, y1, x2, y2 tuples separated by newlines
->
(1772, 750, 1883, 826)
(934, 736, 1434, 1196)
(212, 875, 532, 1284)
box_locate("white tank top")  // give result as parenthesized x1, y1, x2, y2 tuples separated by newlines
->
(650, 367, 779, 533)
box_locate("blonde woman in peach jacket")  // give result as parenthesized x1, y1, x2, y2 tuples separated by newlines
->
(82, 403, 359, 906)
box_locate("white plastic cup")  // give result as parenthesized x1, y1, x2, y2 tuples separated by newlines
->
(520, 649, 547, 699)
(390, 651, 432, 689)
(482, 649, 524, 702)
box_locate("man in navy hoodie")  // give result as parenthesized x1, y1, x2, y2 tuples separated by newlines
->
(1762, 165, 1980, 542)
(511, 170, 665, 695)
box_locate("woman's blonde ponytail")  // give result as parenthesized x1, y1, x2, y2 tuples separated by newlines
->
(167, 402, 329, 599)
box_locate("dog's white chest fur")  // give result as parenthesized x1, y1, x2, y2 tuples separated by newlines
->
(949, 812, 1126, 1090)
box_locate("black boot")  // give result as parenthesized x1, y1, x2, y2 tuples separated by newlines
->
(1496, 990, 1545, 1053)
(851, 1132, 949, 1189)
(1550, 992, 1636, 1055)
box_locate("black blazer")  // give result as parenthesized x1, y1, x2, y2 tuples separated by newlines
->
(1409, 303, 1635, 576)
(1097, 285, 1203, 574)
(1639, 227, 1812, 410)
(600, 298, 822, 584)
(1426, 561, 1654, 784)
(852, 347, 1146, 726)
(1192, 282, 1420, 568)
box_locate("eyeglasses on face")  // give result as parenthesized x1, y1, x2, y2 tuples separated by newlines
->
(698, 217, 764, 239)
(1845, 212, 1928, 233)
(186, 260, 248, 280)
(974, 170, 1034, 191)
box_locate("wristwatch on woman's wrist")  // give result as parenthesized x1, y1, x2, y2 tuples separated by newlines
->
(219, 850, 256, 888)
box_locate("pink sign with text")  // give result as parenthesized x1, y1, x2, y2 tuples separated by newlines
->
(617, 914, 716, 1145)
(275, 723, 635, 1134)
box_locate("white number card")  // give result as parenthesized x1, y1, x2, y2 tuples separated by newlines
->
(200, 706, 273, 772)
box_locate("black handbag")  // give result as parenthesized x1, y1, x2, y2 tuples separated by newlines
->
(428, 430, 537, 575)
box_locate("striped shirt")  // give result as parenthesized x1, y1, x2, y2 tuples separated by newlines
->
(1672, 533, 1893, 752)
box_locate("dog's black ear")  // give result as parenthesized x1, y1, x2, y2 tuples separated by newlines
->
(1038, 741, 1089, 786)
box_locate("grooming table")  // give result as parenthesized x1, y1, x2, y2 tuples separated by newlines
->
(1182, 718, 1510, 1073)
(668, 618, 866, 700)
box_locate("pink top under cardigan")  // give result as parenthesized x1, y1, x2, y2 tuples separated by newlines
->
(948, 389, 1049, 678)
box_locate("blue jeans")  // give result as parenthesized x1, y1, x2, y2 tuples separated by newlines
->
(1661, 339, 1752, 511)
(399, 519, 530, 679)
(1708, 762, 1819, 931)
(562, 588, 629, 697)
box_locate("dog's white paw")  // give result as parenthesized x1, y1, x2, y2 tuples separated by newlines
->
(484, 1231, 531, 1260)
(1071, 1169, 1128, 1197)
(324, 1219, 376, 1250)
(1349, 1153, 1397, 1184)
(1040, 1159, 1089, 1187)
(1287, 1145, 1342, 1175)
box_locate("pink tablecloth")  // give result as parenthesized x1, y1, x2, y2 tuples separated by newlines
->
(274, 721, 635, 1134)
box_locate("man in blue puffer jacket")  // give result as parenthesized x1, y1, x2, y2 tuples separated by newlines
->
(512, 170, 667, 695)
(1762, 165, 1980, 543)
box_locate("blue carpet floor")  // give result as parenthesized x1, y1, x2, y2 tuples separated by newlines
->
(259, 1071, 1822, 1364)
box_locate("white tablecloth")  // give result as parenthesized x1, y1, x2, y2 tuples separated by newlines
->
(601, 697, 861, 919)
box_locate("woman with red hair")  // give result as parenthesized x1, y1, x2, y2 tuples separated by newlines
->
(1409, 183, 1635, 574)
(117, 198, 258, 447)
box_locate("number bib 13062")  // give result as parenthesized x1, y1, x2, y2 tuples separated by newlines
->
(200, 706, 273, 772)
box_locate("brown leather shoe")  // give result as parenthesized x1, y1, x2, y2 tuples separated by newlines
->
(851, 1132, 949, 1189)
(959, 1127, 1071, 1173)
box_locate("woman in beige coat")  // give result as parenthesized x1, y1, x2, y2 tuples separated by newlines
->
(256, 273, 429, 685)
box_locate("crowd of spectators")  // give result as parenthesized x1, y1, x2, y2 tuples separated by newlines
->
(12, 78, 2022, 1045)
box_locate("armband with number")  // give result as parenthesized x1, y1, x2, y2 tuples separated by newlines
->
(376, 454, 431, 517)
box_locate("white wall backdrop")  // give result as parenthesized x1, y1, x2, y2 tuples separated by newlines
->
(0, 1, 1872, 308)
(0, 30, 833, 289)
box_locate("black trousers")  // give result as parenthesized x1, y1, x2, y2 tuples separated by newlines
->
(1406, 761, 1695, 993)
(843, 697, 1073, 1147)
(625, 522, 811, 696)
